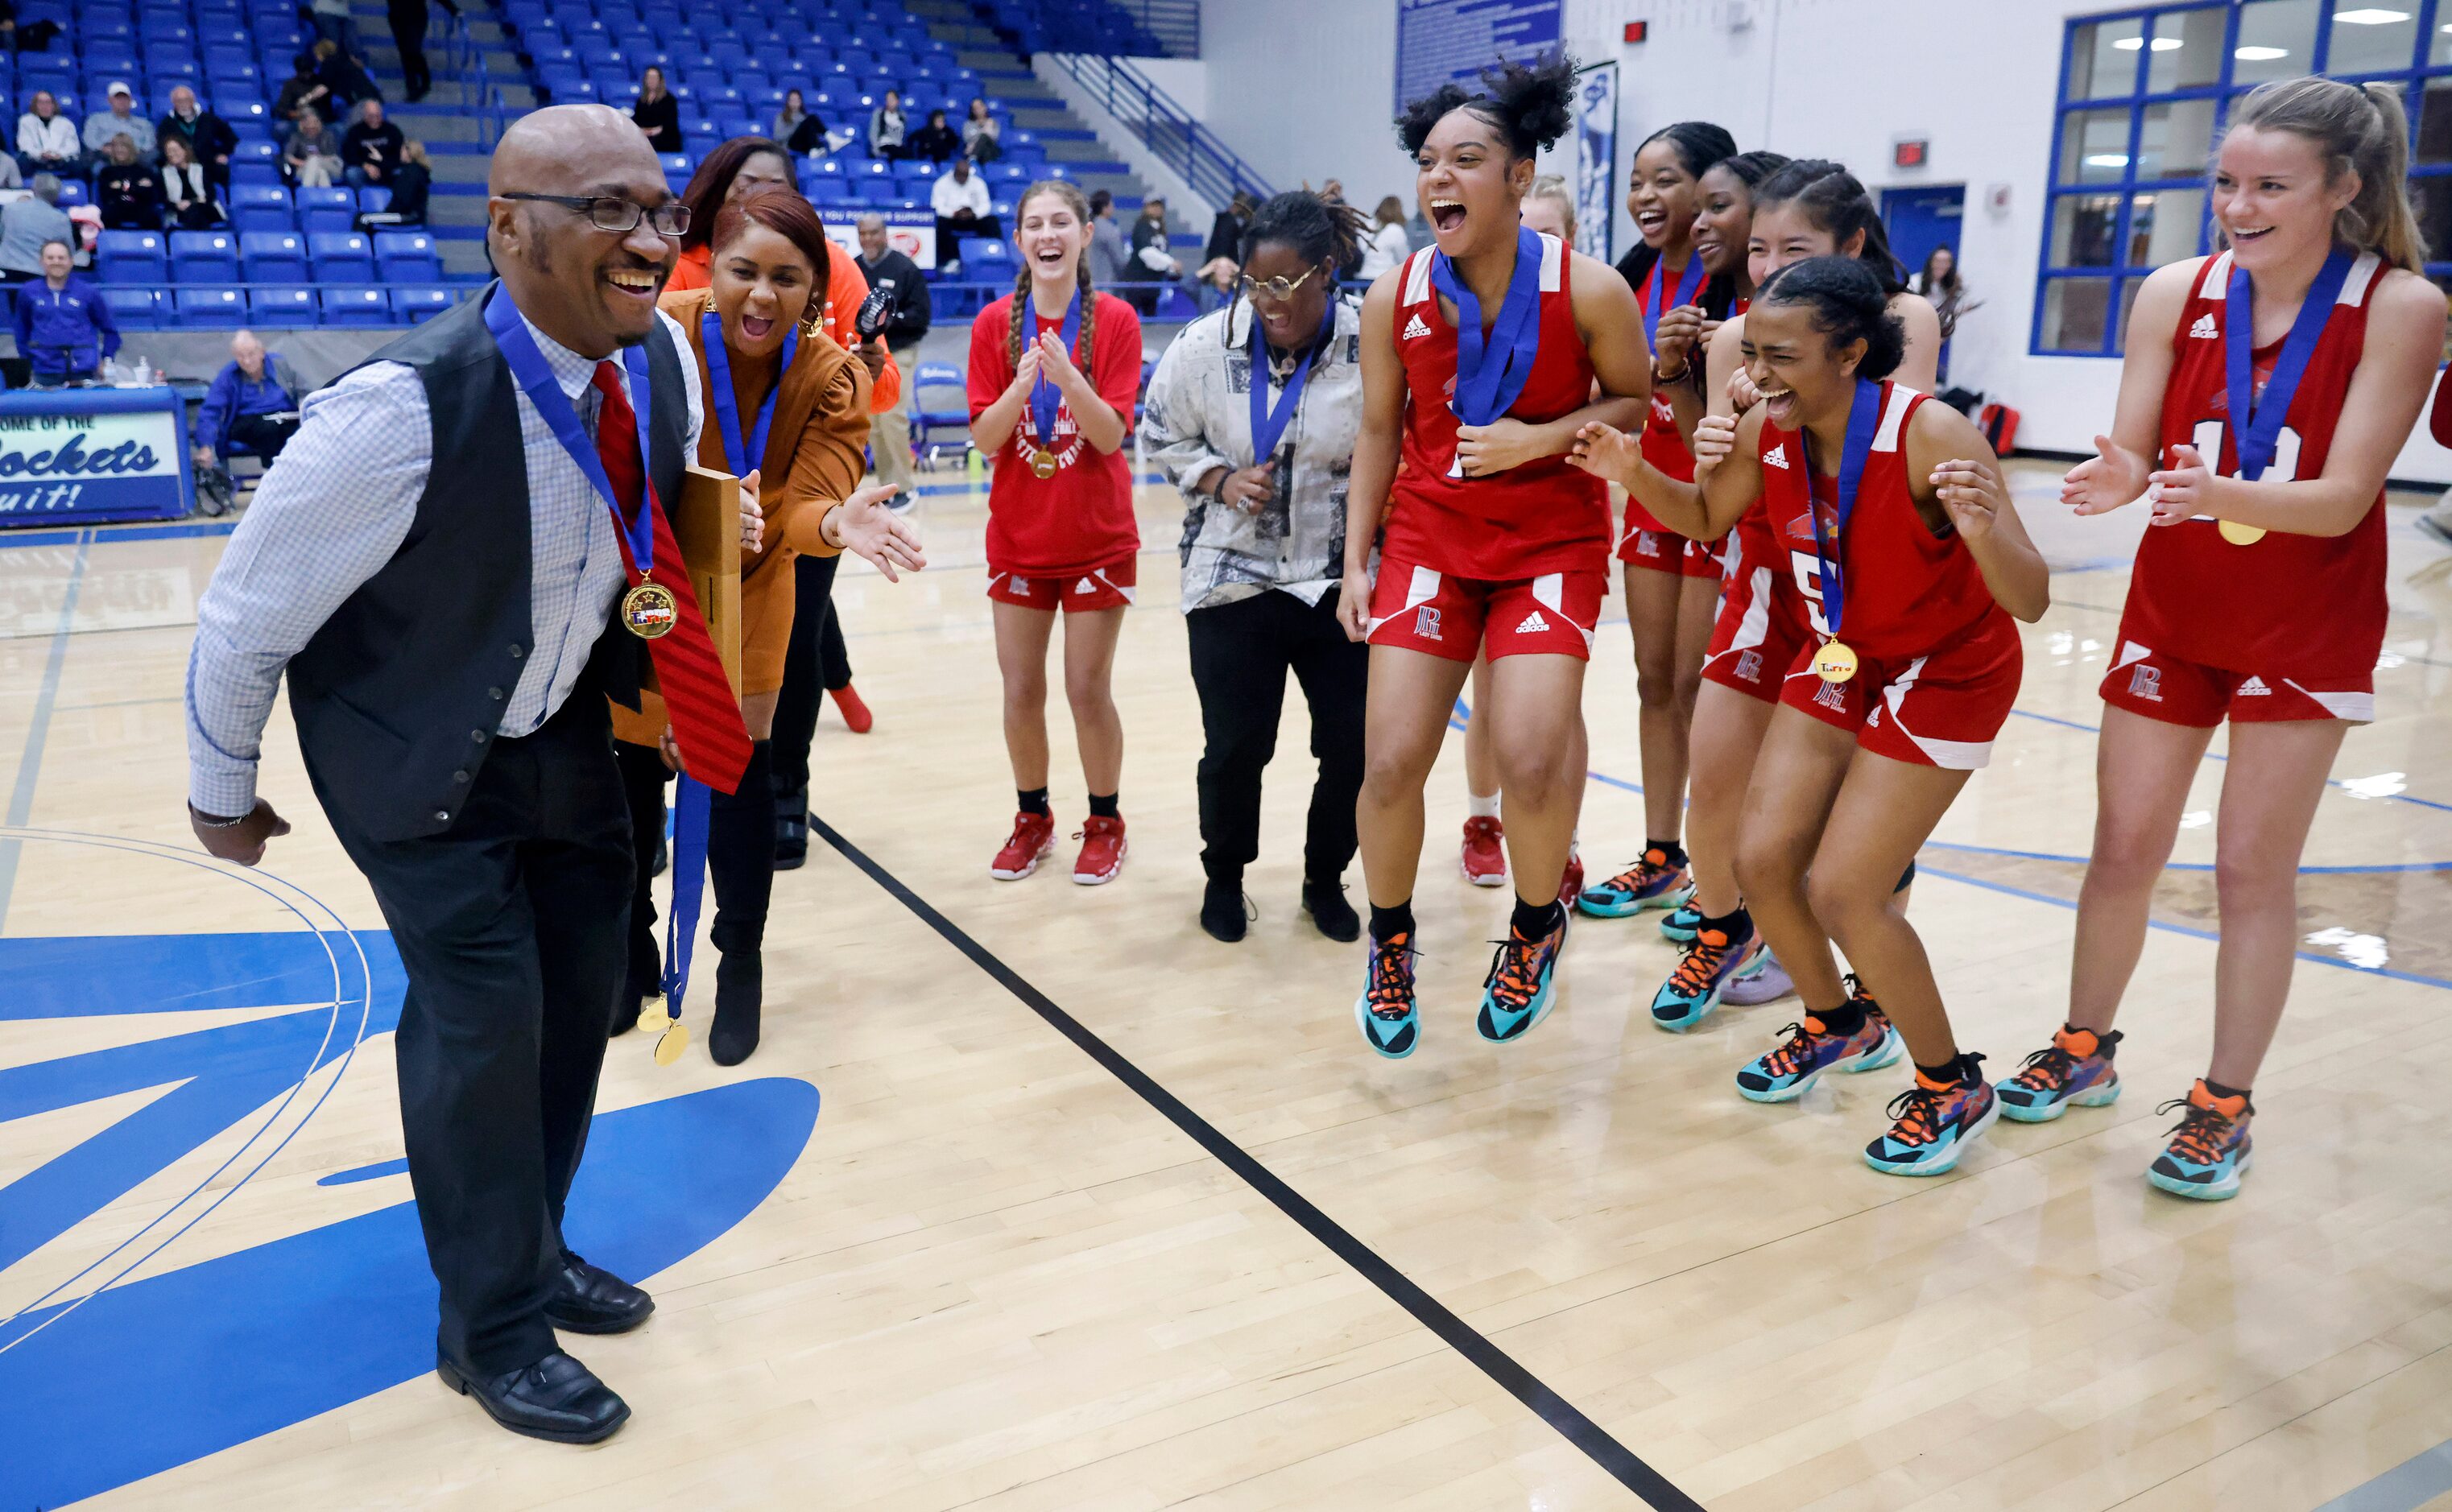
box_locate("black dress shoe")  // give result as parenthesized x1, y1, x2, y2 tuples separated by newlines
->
(436, 1349, 630, 1444)
(544, 1251, 655, 1334)
(1199, 877, 1250, 942)
(1301, 878, 1361, 942)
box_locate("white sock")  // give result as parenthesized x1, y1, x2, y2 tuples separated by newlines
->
(1467, 792, 1501, 820)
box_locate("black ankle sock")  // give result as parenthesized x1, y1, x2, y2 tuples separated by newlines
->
(1895, 860, 1917, 892)
(1917, 1055, 1974, 1086)
(1511, 896, 1564, 938)
(2203, 1076, 2251, 1105)
(1369, 902, 1415, 943)
(1018, 786, 1051, 817)
(1087, 791, 1120, 820)
(1702, 904, 1752, 939)
(1648, 837, 1689, 866)
(1810, 998, 1866, 1035)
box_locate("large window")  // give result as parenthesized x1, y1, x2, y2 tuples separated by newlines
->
(2038, 0, 2452, 354)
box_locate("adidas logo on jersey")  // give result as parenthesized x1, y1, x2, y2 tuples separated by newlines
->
(2239, 675, 2273, 696)
(1763, 444, 1791, 469)
(1515, 609, 1551, 634)
(1403, 313, 1433, 341)
(2189, 313, 2219, 340)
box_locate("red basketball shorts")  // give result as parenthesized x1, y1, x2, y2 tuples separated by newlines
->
(1364, 558, 1606, 663)
(986, 555, 1137, 613)
(1778, 621, 2022, 770)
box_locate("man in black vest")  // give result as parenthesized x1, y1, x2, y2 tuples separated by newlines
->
(183, 105, 706, 1444)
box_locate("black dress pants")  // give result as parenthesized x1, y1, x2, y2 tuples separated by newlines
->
(1184, 585, 1367, 885)
(770, 552, 850, 813)
(316, 692, 631, 1375)
(616, 737, 778, 995)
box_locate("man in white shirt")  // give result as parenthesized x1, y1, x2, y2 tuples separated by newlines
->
(83, 82, 157, 161)
(930, 155, 997, 273)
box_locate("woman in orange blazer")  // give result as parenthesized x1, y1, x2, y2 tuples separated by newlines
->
(614, 184, 925, 1066)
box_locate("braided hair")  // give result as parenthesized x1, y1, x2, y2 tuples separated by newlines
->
(1007, 179, 1098, 374)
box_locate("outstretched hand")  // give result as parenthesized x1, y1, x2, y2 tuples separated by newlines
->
(2063, 432, 2153, 516)
(829, 482, 927, 581)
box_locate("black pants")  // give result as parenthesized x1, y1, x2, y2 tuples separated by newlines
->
(616, 738, 778, 998)
(770, 552, 851, 812)
(1185, 586, 1367, 884)
(316, 693, 631, 1375)
(390, 0, 432, 100)
(227, 411, 300, 461)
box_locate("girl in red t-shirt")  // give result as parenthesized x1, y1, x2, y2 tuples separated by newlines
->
(967, 180, 1145, 885)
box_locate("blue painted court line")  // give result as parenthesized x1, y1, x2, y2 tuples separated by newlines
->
(0, 531, 92, 932)
(2006, 708, 2452, 814)
(0, 518, 238, 552)
(2317, 1438, 2452, 1512)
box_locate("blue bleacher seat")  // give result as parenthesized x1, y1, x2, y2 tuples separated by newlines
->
(895, 159, 935, 184)
(296, 186, 356, 234)
(96, 229, 167, 284)
(230, 184, 291, 233)
(355, 187, 391, 214)
(239, 229, 307, 281)
(911, 361, 968, 460)
(168, 229, 240, 281)
(320, 287, 395, 328)
(307, 231, 374, 283)
(231, 161, 281, 189)
(176, 287, 248, 328)
(222, 99, 273, 130)
(250, 286, 319, 324)
(957, 237, 1009, 271)
(102, 287, 163, 331)
(394, 286, 454, 323)
(230, 136, 279, 171)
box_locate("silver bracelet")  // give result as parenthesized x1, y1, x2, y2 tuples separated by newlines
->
(190, 805, 248, 828)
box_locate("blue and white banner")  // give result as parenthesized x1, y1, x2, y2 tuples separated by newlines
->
(0, 388, 191, 527)
(1574, 61, 1617, 264)
(1394, 0, 1564, 112)
(823, 206, 942, 270)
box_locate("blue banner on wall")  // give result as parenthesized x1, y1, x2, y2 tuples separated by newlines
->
(1394, 0, 1564, 113)
(0, 387, 191, 527)
(1574, 61, 1617, 264)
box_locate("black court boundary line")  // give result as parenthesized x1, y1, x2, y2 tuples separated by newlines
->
(809, 813, 1703, 1511)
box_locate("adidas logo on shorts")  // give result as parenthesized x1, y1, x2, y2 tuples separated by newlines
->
(2239, 675, 2272, 696)
(2189, 313, 2219, 339)
(1515, 609, 1550, 634)
(1076, 577, 1097, 594)
(1763, 444, 1791, 469)
(1403, 313, 1433, 341)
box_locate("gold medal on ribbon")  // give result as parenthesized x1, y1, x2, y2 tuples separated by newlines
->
(2217, 520, 2266, 547)
(635, 997, 671, 1036)
(1813, 639, 1859, 684)
(1029, 448, 1058, 479)
(653, 1021, 691, 1067)
(622, 579, 678, 638)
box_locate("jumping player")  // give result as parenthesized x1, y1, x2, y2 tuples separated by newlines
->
(1996, 77, 2442, 1200)
(968, 180, 1145, 885)
(1343, 56, 1651, 1057)
(1574, 122, 1739, 919)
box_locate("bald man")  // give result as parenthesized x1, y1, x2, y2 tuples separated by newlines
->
(184, 106, 713, 1444)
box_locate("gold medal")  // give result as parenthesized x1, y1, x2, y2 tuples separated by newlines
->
(653, 1021, 691, 1067)
(634, 997, 670, 1036)
(2218, 519, 2267, 547)
(1813, 639, 1859, 684)
(622, 580, 678, 638)
(1029, 448, 1058, 479)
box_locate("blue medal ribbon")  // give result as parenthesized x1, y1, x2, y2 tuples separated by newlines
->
(1027, 286, 1084, 454)
(1644, 253, 1706, 349)
(701, 307, 800, 480)
(1430, 225, 1545, 431)
(2223, 244, 2353, 481)
(1247, 295, 1336, 466)
(1804, 378, 1884, 643)
(660, 773, 709, 1021)
(482, 284, 655, 578)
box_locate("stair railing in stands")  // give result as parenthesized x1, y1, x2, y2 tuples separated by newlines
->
(440, 4, 508, 149)
(1040, 52, 1270, 215)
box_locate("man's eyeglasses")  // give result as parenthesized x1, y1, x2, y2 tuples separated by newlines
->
(500, 192, 690, 238)
(1237, 266, 1321, 301)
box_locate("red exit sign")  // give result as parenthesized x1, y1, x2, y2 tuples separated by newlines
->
(1623, 20, 1648, 42)
(1894, 137, 1930, 168)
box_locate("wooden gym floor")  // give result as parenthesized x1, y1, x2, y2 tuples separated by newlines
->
(3, 460, 2451, 1510)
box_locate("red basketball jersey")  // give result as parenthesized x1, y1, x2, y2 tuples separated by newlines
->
(1761, 381, 2009, 661)
(1623, 258, 1704, 531)
(2123, 249, 2389, 679)
(1386, 233, 1610, 580)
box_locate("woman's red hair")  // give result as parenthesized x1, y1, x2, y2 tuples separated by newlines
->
(709, 182, 833, 288)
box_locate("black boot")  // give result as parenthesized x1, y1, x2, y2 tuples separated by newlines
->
(705, 742, 775, 1067)
(1200, 874, 1250, 942)
(1301, 877, 1360, 942)
(708, 946, 763, 1066)
(774, 783, 808, 870)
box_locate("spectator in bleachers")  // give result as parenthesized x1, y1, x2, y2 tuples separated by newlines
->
(1355, 194, 1408, 279)
(344, 98, 406, 190)
(1122, 195, 1181, 314)
(194, 331, 304, 472)
(1086, 188, 1128, 284)
(0, 176, 72, 283)
(159, 136, 226, 229)
(1194, 189, 1254, 309)
(376, 139, 432, 224)
(854, 211, 929, 510)
(85, 85, 158, 165)
(773, 91, 826, 158)
(931, 155, 994, 273)
(0, 153, 21, 192)
(908, 109, 961, 167)
(275, 56, 334, 127)
(961, 97, 1001, 164)
(95, 136, 167, 232)
(314, 39, 384, 116)
(284, 107, 345, 188)
(11, 240, 118, 386)
(309, 0, 360, 56)
(869, 89, 908, 162)
(159, 86, 241, 196)
(17, 93, 83, 183)
(633, 66, 682, 154)
(390, 0, 439, 104)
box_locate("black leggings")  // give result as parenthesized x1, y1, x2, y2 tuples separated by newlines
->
(616, 738, 778, 998)
(1184, 586, 1368, 885)
(770, 552, 851, 810)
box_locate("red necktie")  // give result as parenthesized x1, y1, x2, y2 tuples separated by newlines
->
(592, 361, 752, 795)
